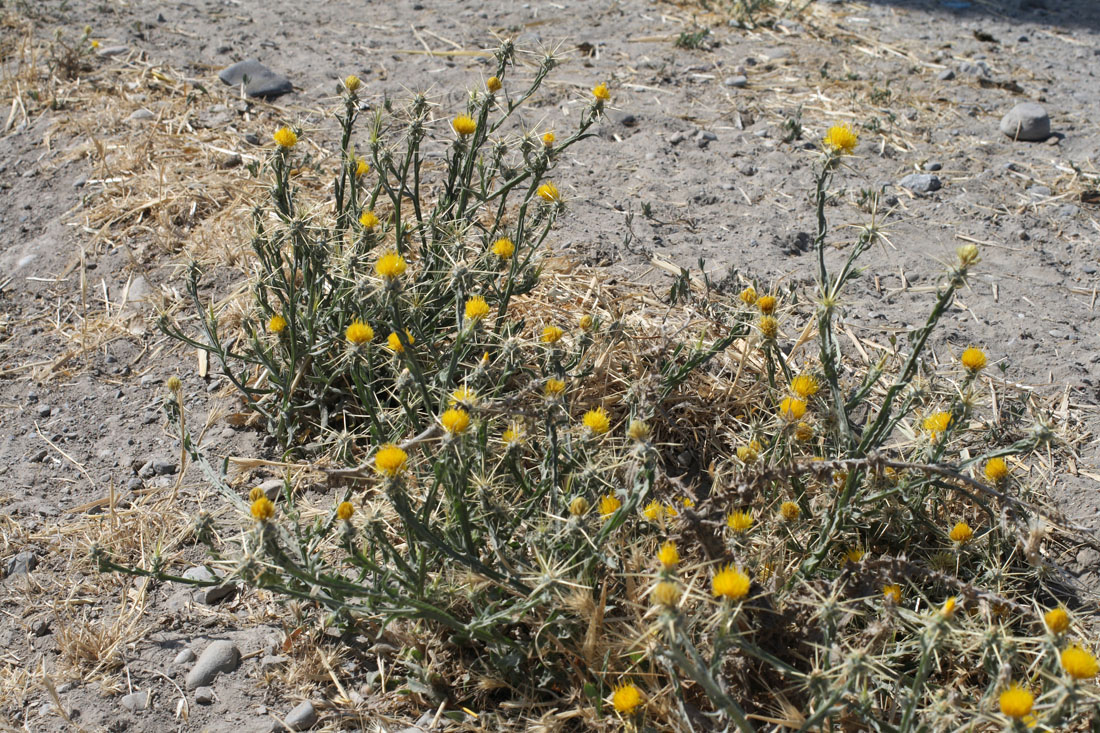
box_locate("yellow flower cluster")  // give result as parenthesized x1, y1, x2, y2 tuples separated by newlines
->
(599, 494, 621, 518)
(441, 408, 470, 434)
(727, 510, 754, 533)
(712, 566, 751, 600)
(251, 496, 275, 521)
(465, 296, 491, 322)
(541, 325, 564, 344)
(960, 346, 987, 371)
(336, 501, 354, 520)
(611, 683, 642, 714)
(948, 521, 973, 544)
(537, 182, 560, 202)
(492, 237, 514, 259)
(359, 210, 380, 229)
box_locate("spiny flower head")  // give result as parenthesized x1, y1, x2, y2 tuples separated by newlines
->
(579, 314, 594, 331)
(599, 494, 621, 519)
(375, 445, 408, 476)
(450, 386, 478, 407)
(345, 320, 374, 345)
(823, 124, 858, 153)
(387, 330, 414, 354)
(922, 411, 952, 436)
(643, 501, 677, 522)
(949, 521, 974, 544)
(610, 683, 642, 715)
(273, 126, 298, 148)
(541, 325, 564, 344)
(756, 295, 777, 314)
(628, 420, 651, 442)
(248, 486, 266, 502)
(583, 407, 611, 435)
(541, 131, 555, 147)
(344, 75, 361, 92)
(568, 496, 589, 516)
(1061, 645, 1099, 680)
(1044, 607, 1070, 634)
(961, 346, 987, 371)
(957, 243, 980, 266)
(651, 581, 681, 608)
(440, 408, 470, 434)
(657, 540, 680, 568)
(779, 501, 801, 521)
(727, 510, 754, 533)
(998, 685, 1034, 719)
(759, 315, 778, 340)
(267, 314, 288, 333)
(336, 501, 354, 521)
(592, 82, 611, 102)
(452, 115, 477, 136)
(739, 286, 757, 306)
(486, 76, 502, 93)
(359, 210, 379, 229)
(491, 237, 514, 259)
(166, 376, 182, 393)
(251, 496, 275, 521)
(984, 457, 1008, 483)
(354, 158, 370, 177)
(465, 296, 491, 322)
(779, 397, 807, 421)
(883, 584, 902, 604)
(794, 422, 814, 441)
(712, 565, 751, 600)
(941, 596, 958, 618)
(790, 374, 820, 398)
(537, 182, 560, 202)
(375, 251, 407, 280)
(737, 440, 761, 464)
(544, 378, 566, 398)
(843, 547, 865, 564)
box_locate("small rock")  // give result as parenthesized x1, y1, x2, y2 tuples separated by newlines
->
(923, 161, 942, 172)
(173, 648, 196, 666)
(618, 114, 637, 127)
(185, 640, 240, 690)
(128, 109, 155, 122)
(668, 131, 686, 146)
(937, 68, 956, 81)
(260, 654, 290, 670)
(724, 75, 748, 88)
(140, 373, 160, 387)
(218, 152, 242, 169)
(218, 59, 293, 98)
(958, 60, 990, 77)
(898, 173, 942, 194)
(138, 461, 156, 479)
(152, 460, 178, 476)
(182, 566, 236, 605)
(36, 404, 52, 417)
(740, 164, 756, 176)
(244, 133, 261, 145)
(1027, 185, 1051, 198)
(121, 691, 149, 712)
(97, 45, 129, 58)
(6, 551, 37, 577)
(283, 701, 318, 731)
(56, 682, 76, 694)
(31, 618, 51, 636)
(1082, 265, 1097, 274)
(127, 477, 144, 491)
(72, 176, 87, 189)
(1000, 102, 1050, 141)
(695, 130, 717, 148)
(259, 478, 284, 500)
(194, 687, 215, 705)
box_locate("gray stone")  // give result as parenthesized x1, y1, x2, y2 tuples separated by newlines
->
(923, 161, 942, 172)
(724, 75, 748, 88)
(182, 566, 235, 605)
(185, 640, 240, 689)
(1027, 185, 1052, 198)
(259, 478, 284, 500)
(260, 654, 290, 670)
(695, 130, 717, 148)
(31, 618, 51, 636)
(152, 460, 178, 476)
(127, 477, 144, 491)
(173, 648, 196, 666)
(97, 45, 129, 58)
(194, 686, 215, 705)
(218, 60, 293, 98)
(937, 68, 956, 81)
(128, 109, 155, 122)
(6, 551, 37, 577)
(121, 691, 149, 712)
(958, 61, 990, 78)
(283, 701, 318, 730)
(36, 404, 51, 417)
(898, 173, 942, 194)
(1000, 102, 1050, 141)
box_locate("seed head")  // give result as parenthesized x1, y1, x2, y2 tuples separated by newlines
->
(956, 243, 980, 267)
(486, 76, 502, 93)
(344, 75, 361, 92)
(794, 422, 814, 441)
(651, 581, 681, 608)
(568, 496, 589, 516)
(739, 286, 757, 306)
(627, 420, 650, 442)
(758, 315, 778, 340)
(166, 376, 182, 393)
(779, 501, 801, 521)
(248, 486, 266, 502)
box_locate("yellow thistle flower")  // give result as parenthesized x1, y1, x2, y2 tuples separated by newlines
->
(273, 127, 298, 148)
(541, 325, 564, 344)
(1061, 646, 1099, 680)
(544, 378, 566, 398)
(248, 486, 266, 502)
(502, 424, 524, 449)
(344, 75, 361, 92)
(387, 330, 414, 354)
(712, 565, 751, 600)
(794, 422, 814, 442)
(251, 496, 275, 521)
(541, 131, 555, 147)
(998, 685, 1034, 719)
(756, 295, 777, 314)
(579, 314, 594, 331)
(166, 376, 182, 393)
(759, 315, 778, 340)
(267, 314, 288, 333)
(354, 158, 370, 177)
(491, 237, 514, 259)
(727, 510, 754, 533)
(658, 540, 680, 568)
(592, 82, 611, 102)
(345, 320, 374, 345)
(486, 76, 502, 93)
(452, 115, 477, 136)
(779, 397, 807, 421)
(823, 124, 858, 153)
(739, 286, 757, 306)
(375, 251, 407, 280)
(450, 386, 478, 407)
(611, 683, 642, 715)
(960, 346, 987, 371)
(359, 210, 380, 229)
(583, 407, 610, 435)
(90, 39, 100, 49)
(779, 501, 801, 521)
(651, 581, 681, 608)
(643, 500, 664, 522)
(984, 457, 1008, 483)
(1044, 607, 1070, 634)
(941, 596, 957, 618)
(843, 547, 865, 564)
(949, 521, 974, 544)
(537, 182, 560, 202)
(628, 420, 650, 442)
(737, 440, 761, 464)
(375, 444, 408, 476)
(922, 411, 952, 436)
(336, 501, 354, 520)
(569, 496, 589, 516)
(883, 584, 902, 604)
(465, 296, 491, 322)
(790, 374, 820, 398)
(440, 408, 470, 435)
(599, 494, 621, 519)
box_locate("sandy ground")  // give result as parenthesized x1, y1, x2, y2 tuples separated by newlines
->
(1, 0, 1099, 729)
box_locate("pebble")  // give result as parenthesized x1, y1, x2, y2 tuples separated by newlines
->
(182, 566, 236, 605)
(1083, 265, 1097, 274)
(72, 176, 87, 189)
(36, 404, 52, 417)
(259, 478, 284, 500)
(31, 618, 51, 636)
(668, 131, 686, 146)
(173, 648, 196, 666)
(152, 459, 178, 476)
(898, 173, 942, 194)
(618, 114, 637, 127)
(695, 130, 717, 148)
(97, 45, 129, 57)
(244, 133, 261, 145)
(127, 477, 144, 491)
(923, 161, 943, 171)
(724, 75, 748, 88)
(219, 153, 242, 169)
(194, 687, 215, 705)
(218, 59, 293, 98)
(121, 691, 149, 712)
(128, 109, 155, 122)
(282, 701, 318, 731)
(1027, 185, 1051, 198)
(185, 640, 240, 689)
(1000, 102, 1050, 141)
(958, 60, 990, 77)
(937, 68, 956, 81)
(260, 654, 290, 670)
(6, 551, 37, 577)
